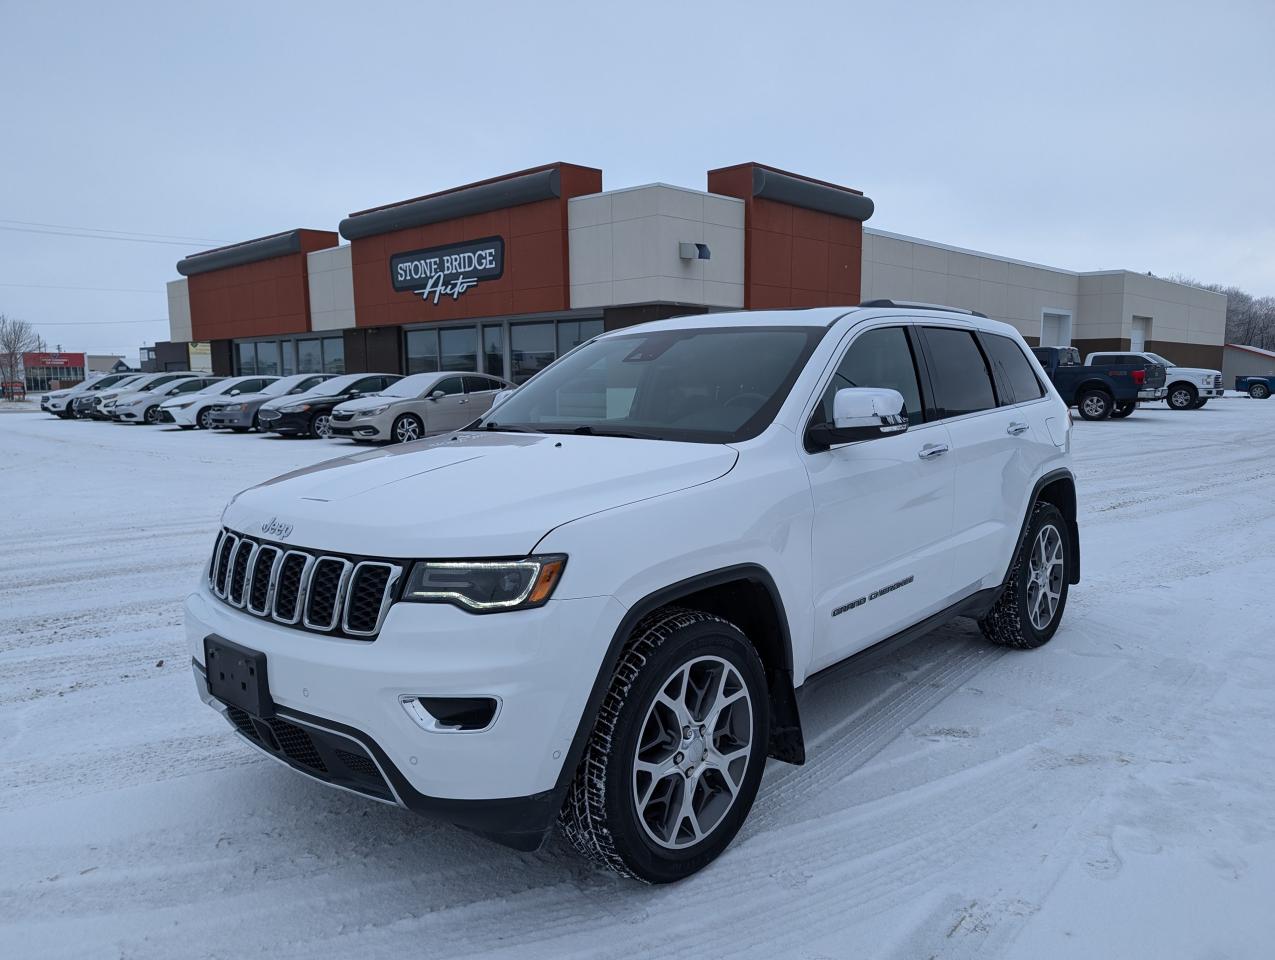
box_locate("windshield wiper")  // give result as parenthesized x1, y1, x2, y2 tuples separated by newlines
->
(539, 425, 661, 440)
(475, 421, 542, 434)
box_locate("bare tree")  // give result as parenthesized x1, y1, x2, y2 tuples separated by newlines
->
(0, 314, 43, 399)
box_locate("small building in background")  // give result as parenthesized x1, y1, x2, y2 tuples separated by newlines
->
(86, 354, 129, 374)
(22, 351, 86, 391)
(1222, 343, 1275, 384)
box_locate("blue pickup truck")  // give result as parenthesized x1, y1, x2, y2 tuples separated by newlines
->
(1236, 376, 1273, 400)
(1031, 346, 1168, 420)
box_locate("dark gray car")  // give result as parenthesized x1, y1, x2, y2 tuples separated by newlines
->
(207, 373, 335, 431)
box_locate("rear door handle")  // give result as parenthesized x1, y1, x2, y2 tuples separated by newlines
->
(918, 442, 950, 460)
(1007, 421, 1029, 436)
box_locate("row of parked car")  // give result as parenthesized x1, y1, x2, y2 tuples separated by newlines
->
(1028, 347, 1225, 420)
(39, 369, 515, 441)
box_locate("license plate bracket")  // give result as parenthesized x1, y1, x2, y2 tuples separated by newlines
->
(204, 634, 274, 718)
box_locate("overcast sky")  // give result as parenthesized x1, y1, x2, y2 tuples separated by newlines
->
(2, 0, 1272, 357)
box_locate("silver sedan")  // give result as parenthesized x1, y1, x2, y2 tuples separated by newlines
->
(330, 371, 513, 443)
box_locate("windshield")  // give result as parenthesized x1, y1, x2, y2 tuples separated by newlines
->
(1144, 352, 1173, 367)
(262, 374, 312, 395)
(380, 373, 438, 398)
(474, 325, 826, 443)
(308, 374, 364, 397)
(92, 374, 136, 390)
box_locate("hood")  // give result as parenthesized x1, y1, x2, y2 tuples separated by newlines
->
(260, 389, 334, 411)
(333, 395, 401, 414)
(105, 390, 149, 405)
(222, 431, 738, 557)
(212, 390, 271, 407)
(45, 388, 75, 399)
(1166, 365, 1220, 378)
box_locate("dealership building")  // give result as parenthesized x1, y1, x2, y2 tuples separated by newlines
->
(163, 162, 1227, 381)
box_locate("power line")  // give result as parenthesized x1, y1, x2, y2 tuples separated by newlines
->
(0, 218, 227, 244)
(0, 225, 213, 247)
(0, 281, 164, 294)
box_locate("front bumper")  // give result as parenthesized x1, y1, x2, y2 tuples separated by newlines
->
(115, 406, 146, 421)
(258, 410, 310, 435)
(1200, 386, 1224, 398)
(330, 414, 390, 440)
(185, 586, 624, 847)
(1138, 387, 1168, 400)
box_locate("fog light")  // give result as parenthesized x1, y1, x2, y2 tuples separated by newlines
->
(400, 695, 500, 732)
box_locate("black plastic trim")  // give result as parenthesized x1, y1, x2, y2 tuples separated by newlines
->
(1012, 468, 1081, 587)
(177, 231, 306, 277)
(340, 168, 562, 241)
(751, 167, 875, 222)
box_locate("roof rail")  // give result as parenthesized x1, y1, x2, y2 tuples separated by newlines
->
(859, 299, 988, 319)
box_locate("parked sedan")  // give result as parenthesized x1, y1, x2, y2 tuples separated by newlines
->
(111, 376, 221, 423)
(158, 376, 279, 429)
(330, 372, 513, 442)
(91, 373, 202, 421)
(207, 374, 336, 431)
(71, 374, 146, 418)
(257, 373, 401, 438)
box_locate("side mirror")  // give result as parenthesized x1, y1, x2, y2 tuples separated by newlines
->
(807, 387, 908, 450)
(229, 389, 241, 396)
(491, 389, 514, 408)
(429, 389, 447, 400)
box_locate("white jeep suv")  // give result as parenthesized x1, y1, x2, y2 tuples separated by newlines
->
(187, 303, 1079, 882)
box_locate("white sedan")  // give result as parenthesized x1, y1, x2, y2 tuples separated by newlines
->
(330, 371, 512, 442)
(158, 376, 280, 429)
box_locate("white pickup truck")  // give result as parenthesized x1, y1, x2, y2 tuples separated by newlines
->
(1084, 351, 1224, 410)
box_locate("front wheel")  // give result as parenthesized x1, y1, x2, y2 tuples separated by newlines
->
(197, 407, 215, 429)
(1249, 383, 1270, 400)
(309, 411, 333, 439)
(1168, 383, 1198, 410)
(560, 608, 769, 883)
(1077, 390, 1112, 420)
(1110, 400, 1136, 419)
(144, 405, 161, 425)
(392, 413, 423, 443)
(979, 502, 1070, 650)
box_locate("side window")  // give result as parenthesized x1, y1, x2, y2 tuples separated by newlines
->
(352, 377, 382, 394)
(294, 376, 323, 393)
(463, 375, 499, 394)
(1091, 354, 1116, 366)
(983, 334, 1045, 405)
(817, 326, 925, 426)
(435, 376, 465, 396)
(920, 327, 998, 418)
(174, 379, 206, 394)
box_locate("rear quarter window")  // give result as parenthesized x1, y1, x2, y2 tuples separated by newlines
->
(983, 334, 1045, 404)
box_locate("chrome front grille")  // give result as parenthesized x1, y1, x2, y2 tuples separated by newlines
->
(207, 529, 403, 640)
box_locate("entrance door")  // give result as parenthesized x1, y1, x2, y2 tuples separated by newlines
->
(1041, 312, 1072, 347)
(1131, 316, 1151, 353)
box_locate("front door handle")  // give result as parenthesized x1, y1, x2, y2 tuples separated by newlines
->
(1007, 421, 1029, 436)
(918, 442, 950, 460)
(457, 398, 469, 404)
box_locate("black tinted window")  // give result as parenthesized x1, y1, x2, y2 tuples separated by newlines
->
(983, 335, 1045, 404)
(818, 326, 924, 426)
(436, 376, 464, 396)
(1091, 355, 1118, 365)
(922, 327, 997, 418)
(463, 375, 502, 393)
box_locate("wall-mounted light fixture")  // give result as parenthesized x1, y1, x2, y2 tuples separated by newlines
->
(678, 242, 711, 261)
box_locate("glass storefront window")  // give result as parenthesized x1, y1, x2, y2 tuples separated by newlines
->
(557, 319, 603, 357)
(482, 325, 504, 377)
(322, 337, 344, 374)
(510, 322, 556, 384)
(281, 341, 296, 377)
(256, 341, 280, 376)
(405, 329, 440, 374)
(297, 339, 322, 373)
(440, 327, 478, 372)
(237, 342, 257, 375)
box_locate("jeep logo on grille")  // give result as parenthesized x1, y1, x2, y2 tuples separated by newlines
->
(260, 517, 294, 539)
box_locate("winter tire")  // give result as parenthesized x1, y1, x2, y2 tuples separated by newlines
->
(144, 405, 161, 424)
(1077, 390, 1112, 421)
(309, 412, 333, 439)
(979, 502, 1070, 650)
(1192, 398, 1208, 409)
(1249, 383, 1270, 400)
(559, 607, 769, 883)
(1168, 383, 1198, 410)
(1110, 400, 1136, 419)
(392, 413, 424, 443)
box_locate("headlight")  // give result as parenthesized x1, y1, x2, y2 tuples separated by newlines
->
(358, 405, 390, 417)
(172, 400, 196, 409)
(279, 403, 310, 413)
(402, 555, 567, 612)
(237, 403, 250, 412)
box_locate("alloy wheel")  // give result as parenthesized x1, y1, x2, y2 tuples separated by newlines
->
(145, 406, 159, 424)
(395, 417, 421, 442)
(632, 655, 753, 850)
(1082, 395, 1106, 418)
(313, 414, 332, 438)
(198, 408, 213, 429)
(1171, 388, 1193, 408)
(1027, 523, 1065, 631)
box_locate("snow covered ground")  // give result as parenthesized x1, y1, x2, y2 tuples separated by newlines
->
(2, 399, 1274, 959)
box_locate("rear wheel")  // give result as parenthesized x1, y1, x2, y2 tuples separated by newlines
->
(1077, 390, 1112, 421)
(1168, 383, 1198, 410)
(979, 502, 1070, 650)
(1110, 400, 1136, 419)
(560, 608, 769, 883)
(309, 411, 333, 438)
(1249, 382, 1270, 400)
(392, 413, 423, 443)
